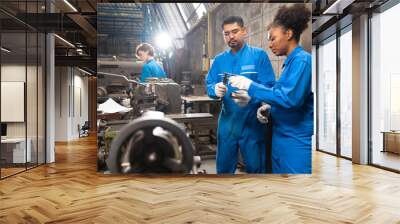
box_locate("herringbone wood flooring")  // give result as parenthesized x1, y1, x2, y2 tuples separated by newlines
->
(1, 136, 400, 223)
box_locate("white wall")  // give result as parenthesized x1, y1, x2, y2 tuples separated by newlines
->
(71, 72, 89, 138)
(55, 67, 89, 141)
(1, 63, 46, 164)
(1, 65, 26, 139)
(55, 66, 68, 141)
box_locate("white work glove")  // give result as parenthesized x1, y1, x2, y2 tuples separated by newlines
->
(257, 104, 271, 124)
(231, 90, 251, 107)
(229, 75, 253, 91)
(214, 82, 227, 97)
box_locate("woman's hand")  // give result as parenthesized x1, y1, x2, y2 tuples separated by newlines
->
(229, 75, 253, 91)
(231, 90, 251, 107)
(257, 104, 271, 124)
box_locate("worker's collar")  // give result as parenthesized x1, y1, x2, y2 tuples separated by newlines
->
(228, 43, 247, 57)
(146, 58, 155, 64)
(282, 45, 302, 68)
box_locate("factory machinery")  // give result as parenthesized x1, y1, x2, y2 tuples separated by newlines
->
(100, 111, 203, 174)
(97, 72, 181, 119)
(97, 72, 218, 174)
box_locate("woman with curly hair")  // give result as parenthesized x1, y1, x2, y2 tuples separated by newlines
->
(229, 4, 313, 174)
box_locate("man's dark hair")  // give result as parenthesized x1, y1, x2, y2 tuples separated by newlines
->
(136, 43, 155, 57)
(221, 16, 244, 29)
(268, 4, 311, 42)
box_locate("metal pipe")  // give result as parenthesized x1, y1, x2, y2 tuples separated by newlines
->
(97, 71, 146, 86)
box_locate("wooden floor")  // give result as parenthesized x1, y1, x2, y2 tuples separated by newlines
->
(1, 167, 26, 178)
(1, 136, 400, 223)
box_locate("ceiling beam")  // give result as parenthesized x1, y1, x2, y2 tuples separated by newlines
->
(67, 14, 97, 47)
(55, 55, 96, 70)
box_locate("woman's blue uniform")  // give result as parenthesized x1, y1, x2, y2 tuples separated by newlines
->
(206, 43, 275, 174)
(140, 59, 167, 82)
(247, 46, 313, 174)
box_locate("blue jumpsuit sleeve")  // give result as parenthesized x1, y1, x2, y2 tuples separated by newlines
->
(249, 51, 276, 104)
(256, 51, 275, 88)
(140, 64, 151, 82)
(206, 58, 220, 99)
(248, 59, 311, 109)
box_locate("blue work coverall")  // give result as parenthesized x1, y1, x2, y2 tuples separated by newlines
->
(140, 59, 167, 82)
(206, 43, 275, 174)
(247, 46, 313, 174)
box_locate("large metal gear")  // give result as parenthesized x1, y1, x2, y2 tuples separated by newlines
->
(106, 112, 194, 174)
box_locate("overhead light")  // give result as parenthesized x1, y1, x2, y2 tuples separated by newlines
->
(63, 0, 78, 12)
(1, 47, 11, 53)
(78, 67, 92, 76)
(54, 34, 75, 48)
(75, 42, 85, 48)
(155, 32, 172, 50)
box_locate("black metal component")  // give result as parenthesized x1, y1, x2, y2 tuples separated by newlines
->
(14, 13, 82, 32)
(106, 112, 194, 174)
(223, 72, 236, 85)
(55, 55, 96, 71)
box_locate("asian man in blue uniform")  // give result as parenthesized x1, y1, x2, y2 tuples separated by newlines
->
(206, 16, 275, 174)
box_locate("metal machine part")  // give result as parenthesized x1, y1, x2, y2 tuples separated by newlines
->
(223, 72, 236, 85)
(97, 120, 129, 172)
(180, 80, 193, 96)
(180, 71, 194, 96)
(97, 86, 108, 97)
(106, 111, 194, 174)
(98, 71, 146, 86)
(97, 119, 109, 170)
(152, 82, 181, 114)
(97, 72, 180, 118)
(129, 84, 157, 118)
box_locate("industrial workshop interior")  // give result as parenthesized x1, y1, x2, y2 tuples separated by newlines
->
(1, 0, 400, 223)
